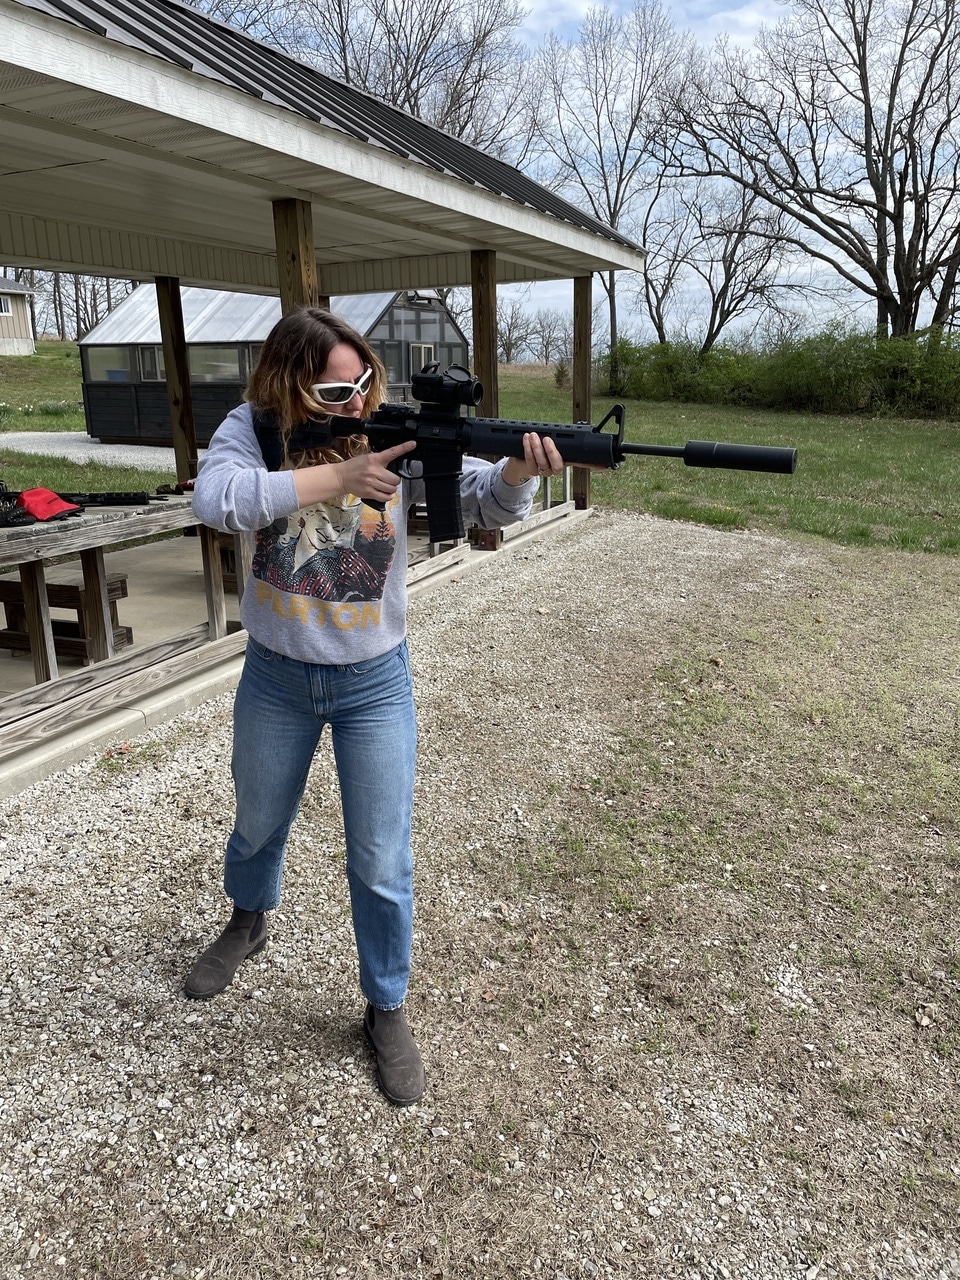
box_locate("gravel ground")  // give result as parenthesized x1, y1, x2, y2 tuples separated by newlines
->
(1, 510, 957, 1280)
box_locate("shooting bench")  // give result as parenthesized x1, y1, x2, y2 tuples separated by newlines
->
(0, 569, 133, 662)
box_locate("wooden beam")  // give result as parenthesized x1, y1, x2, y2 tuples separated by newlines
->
(155, 276, 199, 482)
(0, 624, 219, 729)
(199, 524, 229, 641)
(471, 249, 499, 417)
(272, 198, 319, 314)
(572, 274, 593, 510)
(233, 532, 253, 604)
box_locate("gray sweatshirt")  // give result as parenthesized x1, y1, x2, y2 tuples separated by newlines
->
(192, 401, 538, 664)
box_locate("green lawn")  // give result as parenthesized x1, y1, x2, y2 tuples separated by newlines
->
(0, 341, 175, 492)
(2, 346, 959, 556)
(499, 365, 960, 555)
(0, 340, 85, 432)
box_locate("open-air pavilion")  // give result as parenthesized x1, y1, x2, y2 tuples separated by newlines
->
(0, 0, 645, 787)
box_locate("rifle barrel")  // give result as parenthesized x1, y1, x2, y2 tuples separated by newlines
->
(622, 440, 798, 475)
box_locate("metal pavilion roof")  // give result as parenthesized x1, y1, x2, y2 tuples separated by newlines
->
(0, 0, 645, 293)
(12, 0, 637, 253)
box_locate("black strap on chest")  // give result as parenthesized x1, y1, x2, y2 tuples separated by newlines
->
(252, 408, 338, 472)
(252, 408, 285, 473)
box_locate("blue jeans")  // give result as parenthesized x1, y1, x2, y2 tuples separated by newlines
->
(224, 637, 417, 1010)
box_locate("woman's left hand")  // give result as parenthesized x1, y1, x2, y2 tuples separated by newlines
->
(501, 433, 567, 486)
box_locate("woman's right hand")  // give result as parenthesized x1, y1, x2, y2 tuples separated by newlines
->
(293, 440, 417, 508)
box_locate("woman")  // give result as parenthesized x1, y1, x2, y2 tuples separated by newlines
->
(184, 306, 566, 1106)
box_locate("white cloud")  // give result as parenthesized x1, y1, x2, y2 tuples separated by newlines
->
(519, 0, 783, 47)
(668, 0, 783, 43)
(519, 0, 596, 40)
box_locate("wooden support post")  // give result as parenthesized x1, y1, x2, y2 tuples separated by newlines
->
(471, 250, 502, 551)
(233, 532, 253, 604)
(79, 546, 114, 663)
(471, 249, 499, 417)
(272, 198, 319, 314)
(155, 276, 199, 482)
(572, 274, 593, 510)
(19, 561, 57, 683)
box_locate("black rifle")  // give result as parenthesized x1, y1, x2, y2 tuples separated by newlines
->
(284, 363, 798, 543)
(55, 491, 160, 507)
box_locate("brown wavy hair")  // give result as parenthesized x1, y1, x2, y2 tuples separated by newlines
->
(245, 305, 387, 465)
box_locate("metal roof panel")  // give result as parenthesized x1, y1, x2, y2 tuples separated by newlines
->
(79, 287, 400, 344)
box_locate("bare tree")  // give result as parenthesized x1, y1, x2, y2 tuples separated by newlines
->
(668, 0, 960, 338)
(637, 178, 826, 353)
(527, 308, 570, 364)
(26, 273, 136, 340)
(290, 0, 533, 157)
(496, 297, 534, 363)
(529, 2, 691, 379)
(185, 0, 534, 157)
(635, 175, 692, 345)
(182, 0, 299, 42)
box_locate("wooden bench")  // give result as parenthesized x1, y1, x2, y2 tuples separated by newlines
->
(0, 571, 133, 662)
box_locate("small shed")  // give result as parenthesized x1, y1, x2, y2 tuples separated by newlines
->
(0, 277, 35, 356)
(79, 286, 469, 445)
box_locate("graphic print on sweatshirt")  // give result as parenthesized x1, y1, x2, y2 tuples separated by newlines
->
(251, 492, 397, 603)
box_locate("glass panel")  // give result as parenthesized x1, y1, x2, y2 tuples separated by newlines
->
(244, 344, 262, 378)
(410, 343, 435, 376)
(417, 311, 440, 339)
(0, 296, 11, 316)
(189, 345, 241, 382)
(139, 346, 166, 381)
(439, 342, 468, 370)
(374, 340, 403, 386)
(439, 313, 465, 343)
(85, 346, 135, 382)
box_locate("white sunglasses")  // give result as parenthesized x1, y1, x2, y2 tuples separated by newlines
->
(310, 365, 373, 405)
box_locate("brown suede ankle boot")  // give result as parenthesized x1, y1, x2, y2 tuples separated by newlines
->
(183, 907, 267, 1000)
(363, 1003, 424, 1106)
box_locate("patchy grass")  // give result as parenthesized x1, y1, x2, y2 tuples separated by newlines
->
(0, 448, 174, 494)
